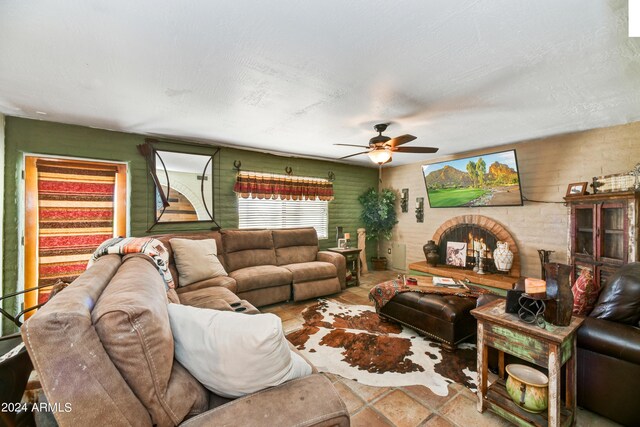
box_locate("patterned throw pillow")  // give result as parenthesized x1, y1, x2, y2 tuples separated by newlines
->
(572, 269, 599, 315)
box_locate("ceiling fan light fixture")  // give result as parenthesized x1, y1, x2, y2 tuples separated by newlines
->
(367, 148, 392, 165)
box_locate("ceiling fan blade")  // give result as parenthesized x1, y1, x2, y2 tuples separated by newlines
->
(339, 151, 370, 160)
(387, 134, 417, 147)
(392, 146, 439, 153)
(334, 143, 371, 148)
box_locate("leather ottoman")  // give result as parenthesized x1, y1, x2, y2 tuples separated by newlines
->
(378, 291, 477, 351)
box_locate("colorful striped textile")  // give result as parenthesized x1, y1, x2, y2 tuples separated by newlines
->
(37, 160, 117, 303)
(234, 171, 334, 201)
(88, 237, 175, 290)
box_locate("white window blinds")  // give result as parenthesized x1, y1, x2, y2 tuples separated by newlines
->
(237, 197, 328, 239)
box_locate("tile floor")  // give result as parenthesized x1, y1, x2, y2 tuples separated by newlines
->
(263, 270, 621, 427)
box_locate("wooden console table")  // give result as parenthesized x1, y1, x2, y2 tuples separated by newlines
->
(328, 248, 362, 287)
(408, 261, 517, 291)
(471, 299, 584, 427)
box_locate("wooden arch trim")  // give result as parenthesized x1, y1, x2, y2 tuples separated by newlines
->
(432, 215, 521, 278)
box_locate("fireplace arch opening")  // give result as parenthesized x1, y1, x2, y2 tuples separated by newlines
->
(432, 215, 520, 277)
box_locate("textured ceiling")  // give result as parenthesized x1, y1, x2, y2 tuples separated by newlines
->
(1, 1, 639, 167)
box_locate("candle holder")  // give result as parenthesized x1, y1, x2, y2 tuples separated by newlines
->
(415, 197, 424, 223)
(477, 250, 487, 275)
(400, 188, 409, 213)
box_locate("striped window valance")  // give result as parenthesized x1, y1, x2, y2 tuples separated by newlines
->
(234, 171, 334, 201)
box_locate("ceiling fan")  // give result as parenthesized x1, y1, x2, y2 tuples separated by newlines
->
(335, 123, 439, 165)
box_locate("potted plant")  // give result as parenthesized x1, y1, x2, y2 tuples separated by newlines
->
(358, 188, 398, 270)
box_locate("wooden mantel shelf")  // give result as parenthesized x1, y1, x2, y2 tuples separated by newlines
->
(408, 261, 518, 291)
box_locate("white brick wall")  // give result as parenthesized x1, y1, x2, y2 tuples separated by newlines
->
(381, 121, 640, 278)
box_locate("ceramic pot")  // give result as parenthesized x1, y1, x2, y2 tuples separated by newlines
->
(493, 241, 514, 272)
(505, 364, 548, 413)
(423, 241, 439, 266)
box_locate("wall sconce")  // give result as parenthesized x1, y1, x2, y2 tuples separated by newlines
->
(415, 197, 424, 223)
(400, 188, 409, 212)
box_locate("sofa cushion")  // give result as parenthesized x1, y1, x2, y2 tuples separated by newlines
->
(178, 286, 240, 309)
(92, 254, 207, 426)
(230, 265, 293, 293)
(222, 230, 277, 272)
(152, 231, 224, 288)
(572, 268, 600, 315)
(272, 228, 319, 265)
(168, 303, 312, 398)
(175, 275, 237, 294)
(590, 262, 640, 325)
(282, 261, 337, 283)
(170, 238, 228, 286)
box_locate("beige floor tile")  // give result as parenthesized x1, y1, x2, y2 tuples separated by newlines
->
(350, 407, 394, 427)
(420, 414, 456, 427)
(373, 389, 432, 427)
(402, 384, 453, 410)
(332, 381, 365, 413)
(439, 393, 511, 427)
(342, 378, 390, 402)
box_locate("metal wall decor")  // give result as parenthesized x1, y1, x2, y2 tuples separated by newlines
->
(415, 197, 424, 222)
(400, 188, 409, 212)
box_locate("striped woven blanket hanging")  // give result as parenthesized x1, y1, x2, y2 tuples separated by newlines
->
(36, 160, 118, 303)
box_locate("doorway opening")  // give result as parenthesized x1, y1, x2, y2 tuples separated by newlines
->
(23, 156, 127, 313)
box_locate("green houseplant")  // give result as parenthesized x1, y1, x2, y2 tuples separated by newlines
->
(358, 188, 398, 270)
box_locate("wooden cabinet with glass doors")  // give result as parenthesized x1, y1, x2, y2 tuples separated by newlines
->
(565, 190, 638, 288)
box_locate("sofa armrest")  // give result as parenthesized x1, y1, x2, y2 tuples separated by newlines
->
(577, 317, 640, 365)
(180, 375, 349, 427)
(317, 251, 346, 289)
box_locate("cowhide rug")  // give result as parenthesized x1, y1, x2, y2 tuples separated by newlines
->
(286, 299, 477, 396)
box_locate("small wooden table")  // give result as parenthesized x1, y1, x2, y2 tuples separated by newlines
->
(471, 299, 584, 427)
(328, 247, 362, 287)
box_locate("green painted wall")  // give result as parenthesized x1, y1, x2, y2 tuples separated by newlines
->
(2, 117, 378, 331)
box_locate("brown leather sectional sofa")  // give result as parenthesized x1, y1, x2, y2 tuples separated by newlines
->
(153, 227, 346, 308)
(21, 249, 350, 426)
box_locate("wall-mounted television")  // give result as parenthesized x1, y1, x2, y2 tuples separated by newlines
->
(421, 149, 523, 208)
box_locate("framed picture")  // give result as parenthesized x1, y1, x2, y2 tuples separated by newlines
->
(446, 242, 467, 267)
(337, 238, 347, 249)
(566, 182, 588, 196)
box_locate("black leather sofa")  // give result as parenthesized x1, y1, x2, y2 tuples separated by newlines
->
(576, 262, 640, 426)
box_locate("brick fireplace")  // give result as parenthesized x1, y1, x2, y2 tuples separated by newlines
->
(432, 215, 520, 277)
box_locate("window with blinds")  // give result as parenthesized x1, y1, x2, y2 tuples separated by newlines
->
(237, 197, 328, 239)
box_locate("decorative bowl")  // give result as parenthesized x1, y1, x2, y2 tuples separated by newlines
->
(505, 364, 548, 413)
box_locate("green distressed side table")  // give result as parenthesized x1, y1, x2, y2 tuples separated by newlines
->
(471, 299, 584, 427)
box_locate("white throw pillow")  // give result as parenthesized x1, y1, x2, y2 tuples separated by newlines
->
(169, 238, 227, 286)
(167, 303, 312, 398)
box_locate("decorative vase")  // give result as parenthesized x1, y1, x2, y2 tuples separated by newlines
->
(505, 364, 548, 413)
(493, 241, 514, 272)
(543, 263, 573, 326)
(423, 241, 439, 267)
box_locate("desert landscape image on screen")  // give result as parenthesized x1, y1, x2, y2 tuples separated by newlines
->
(422, 150, 523, 208)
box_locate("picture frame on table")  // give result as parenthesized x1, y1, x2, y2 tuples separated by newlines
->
(566, 182, 588, 196)
(337, 238, 347, 249)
